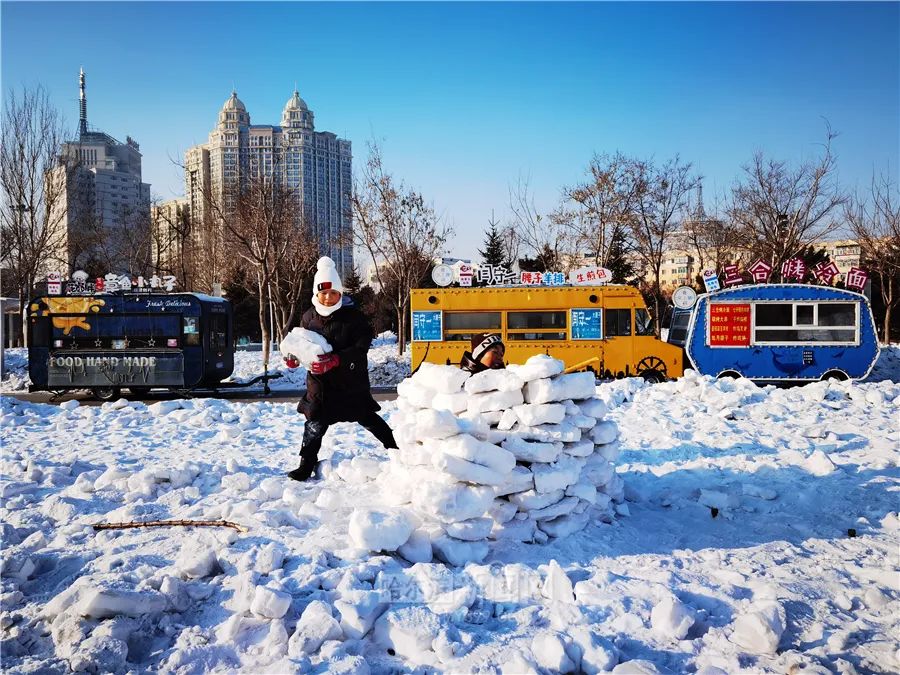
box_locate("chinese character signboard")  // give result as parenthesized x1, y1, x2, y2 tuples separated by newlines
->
(748, 259, 773, 283)
(702, 269, 720, 293)
(812, 261, 840, 285)
(845, 267, 869, 292)
(570, 308, 603, 340)
(457, 263, 473, 287)
(568, 266, 612, 286)
(723, 264, 743, 287)
(411, 311, 443, 342)
(781, 258, 806, 281)
(46, 272, 62, 295)
(476, 265, 517, 286)
(707, 303, 751, 347)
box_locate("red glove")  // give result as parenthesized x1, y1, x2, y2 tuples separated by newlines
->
(310, 352, 339, 375)
(283, 355, 300, 369)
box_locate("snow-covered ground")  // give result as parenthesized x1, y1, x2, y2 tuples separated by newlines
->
(2, 362, 898, 673)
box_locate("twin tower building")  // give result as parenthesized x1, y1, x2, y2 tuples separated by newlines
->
(54, 71, 353, 283)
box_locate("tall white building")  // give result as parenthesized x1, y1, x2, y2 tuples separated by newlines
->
(49, 69, 151, 274)
(185, 90, 353, 275)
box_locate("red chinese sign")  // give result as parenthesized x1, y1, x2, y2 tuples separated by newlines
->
(723, 264, 743, 286)
(845, 267, 869, 291)
(781, 258, 807, 281)
(748, 259, 773, 283)
(812, 261, 840, 285)
(708, 303, 751, 347)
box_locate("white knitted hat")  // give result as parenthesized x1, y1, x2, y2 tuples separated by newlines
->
(311, 257, 344, 316)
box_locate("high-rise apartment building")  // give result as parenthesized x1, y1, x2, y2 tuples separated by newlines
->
(185, 90, 353, 275)
(49, 69, 152, 273)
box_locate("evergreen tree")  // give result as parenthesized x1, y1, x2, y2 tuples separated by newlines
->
(479, 214, 507, 267)
(606, 228, 635, 283)
(343, 266, 364, 297)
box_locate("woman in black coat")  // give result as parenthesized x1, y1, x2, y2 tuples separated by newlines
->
(288, 258, 396, 482)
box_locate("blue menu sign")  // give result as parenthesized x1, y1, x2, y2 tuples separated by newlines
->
(412, 310, 443, 342)
(570, 308, 603, 340)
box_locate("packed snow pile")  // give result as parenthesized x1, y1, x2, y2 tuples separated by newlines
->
(279, 327, 332, 368)
(371, 355, 623, 565)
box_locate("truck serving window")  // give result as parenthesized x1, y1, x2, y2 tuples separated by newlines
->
(507, 311, 566, 341)
(443, 312, 501, 342)
(634, 309, 655, 336)
(753, 302, 858, 344)
(605, 309, 632, 337)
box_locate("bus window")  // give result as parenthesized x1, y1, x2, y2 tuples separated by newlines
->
(753, 302, 858, 344)
(210, 314, 228, 350)
(605, 309, 631, 337)
(635, 309, 655, 336)
(444, 312, 501, 331)
(183, 316, 200, 346)
(508, 311, 567, 341)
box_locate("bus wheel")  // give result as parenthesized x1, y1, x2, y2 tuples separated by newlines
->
(820, 370, 849, 382)
(92, 386, 120, 402)
(129, 386, 151, 397)
(639, 370, 666, 384)
(717, 370, 742, 380)
(637, 356, 668, 379)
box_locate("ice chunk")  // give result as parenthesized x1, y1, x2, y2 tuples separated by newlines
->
(464, 369, 524, 394)
(531, 631, 575, 673)
(396, 442, 432, 467)
(730, 601, 785, 654)
(651, 595, 695, 640)
(567, 627, 618, 674)
(495, 465, 535, 496)
(532, 455, 586, 493)
(566, 480, 597, 503)
(398, 529, 433, 563)
(433, 453, 508, 486)
(413, 408, 461, 440)
(541, 560, 575, 603)
(569, 414, 597, 430)
(68, 635, 128, 674)
(563, 440, 595, 457)
(432, 535, 489, 566)
(590, 420, 619, 445)
(412, 482, 494, 523)
(251, 585, 292, 619)
(530, 496, 579, 521)
(508, 488, 565, 511)
(513, 402, 567, 426)
(176, 545, 219, 579)
(396, 378, 436, 408)
(432, 391, 468, 414)
(460, 408, 504, 425)
(77, 585, 167, 619)
(435, 434, 516, 475)
(280, 327, 332, 367)
(577, 398, 608, 419)
(374, 606, 443, 661)
(510, 421, 582, 443)
(467, 388, 524, 413)
(508, 354, 565, 382)
(412, 362, 470, 394)
(334, 589, 389, 639)
(525, 372, 596, 404)
(611, 660, 662, 674)
(148, 400, 183, 416)
(597, 440, 621, 462)
(348, 509, 413, 552)
(491, 518, 538, 542)
(805, 450, 837, 476)
(497, 409, 519, 431)
(445, 517, 493, 541)
(536, 509, 591, 538)
(501, 436, 562, 463)
(288, 600, 343, 656)
(489, 499, 519, 524)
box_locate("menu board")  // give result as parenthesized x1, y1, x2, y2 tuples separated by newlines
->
(708, 303, 751, 346)
(412, 311, 443, 342)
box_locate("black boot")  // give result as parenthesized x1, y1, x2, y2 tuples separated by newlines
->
(287, 460, 318, 482)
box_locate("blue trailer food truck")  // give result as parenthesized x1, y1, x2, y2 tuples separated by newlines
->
(684, 283, 879, 382)
(27, 293, 235, 400)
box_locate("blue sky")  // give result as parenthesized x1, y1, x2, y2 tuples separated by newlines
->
(3, 2, 898, 263)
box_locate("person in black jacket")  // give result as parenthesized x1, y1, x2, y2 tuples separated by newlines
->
(287, 257, 397, 482)
(460, 332, 506, 374)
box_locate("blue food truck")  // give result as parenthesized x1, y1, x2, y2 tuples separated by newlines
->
(684, 283, 879, 382)
(27, 293, 236, 400)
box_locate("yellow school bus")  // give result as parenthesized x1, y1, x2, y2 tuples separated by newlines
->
(410, 285, 684, 381)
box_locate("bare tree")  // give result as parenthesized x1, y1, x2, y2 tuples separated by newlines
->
(270, 212, 319, 340)
(352, 142, 451, 355)
(509, 174, 566, 270)
(631, 156, 699, 334)
(729, 126, 847, 274)
(0, 86, 70, 343)
(678, 186, 745, 280)
(846, 174, 900, 343)
(557, 152, 642, 269)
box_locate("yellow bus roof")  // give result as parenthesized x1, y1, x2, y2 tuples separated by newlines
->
(410, 285, 647, 309)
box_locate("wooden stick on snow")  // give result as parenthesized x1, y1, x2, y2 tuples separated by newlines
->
(93, 519, 249, 533)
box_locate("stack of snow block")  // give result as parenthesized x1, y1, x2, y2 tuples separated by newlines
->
(381, 355, 622, 566)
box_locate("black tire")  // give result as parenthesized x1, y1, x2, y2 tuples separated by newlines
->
(129, 386, 151, 396)
(636, 356, 668, 380)
(92, 386, 121, 402)
(820, 370, 849, 382)
(639, 370, 666, 384)
(717, 370, 742, 380)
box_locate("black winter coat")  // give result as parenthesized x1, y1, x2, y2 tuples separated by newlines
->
(296, 303, 380, 424)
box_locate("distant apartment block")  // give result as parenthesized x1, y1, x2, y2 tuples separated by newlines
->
(150, 197, 189, 274)
(184, 90, 353, 277)
(48, 69, 151, 274)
